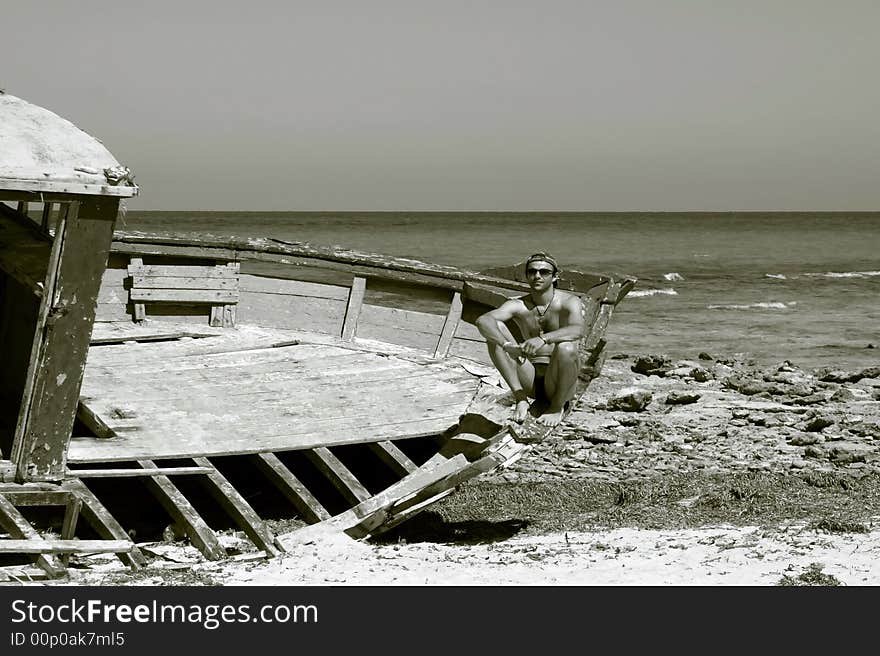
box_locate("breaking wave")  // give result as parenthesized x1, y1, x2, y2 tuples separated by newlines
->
(804, 270, 880, 279)
(629, 288, 678, 298)
(707, 301, 793, 310)
(765, 273, 787, 280)
(663, 272, 684, 281)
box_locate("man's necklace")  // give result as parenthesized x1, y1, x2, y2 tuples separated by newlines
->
(533, 290, 555, 320)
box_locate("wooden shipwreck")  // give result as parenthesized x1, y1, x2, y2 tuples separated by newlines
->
(0, 93, 635, 579)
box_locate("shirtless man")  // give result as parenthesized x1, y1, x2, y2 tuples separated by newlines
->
(475, 252, 584, 427)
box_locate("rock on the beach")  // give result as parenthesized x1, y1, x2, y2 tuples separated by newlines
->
(631, 355, 673, 377)
(788, 433, 821, 446)
(665, 390, 701, 405)
(803, 415, 835, 432)
(607, 389, 653, 412)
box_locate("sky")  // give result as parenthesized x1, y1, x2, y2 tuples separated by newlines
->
(3, 1, 879, 211)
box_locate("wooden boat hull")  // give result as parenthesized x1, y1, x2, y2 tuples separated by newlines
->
(2, 226, 635, 574)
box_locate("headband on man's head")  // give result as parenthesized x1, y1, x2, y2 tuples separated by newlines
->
(525, 252, 559, 274)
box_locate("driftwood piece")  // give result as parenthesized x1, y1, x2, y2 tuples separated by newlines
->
(0, 539, 132, 554)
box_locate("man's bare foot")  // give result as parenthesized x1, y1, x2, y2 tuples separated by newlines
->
(513, 399, 531, 423)
(536, 408, 565, 427)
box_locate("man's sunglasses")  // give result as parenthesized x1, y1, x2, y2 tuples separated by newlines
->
(526, 268, 555, 277)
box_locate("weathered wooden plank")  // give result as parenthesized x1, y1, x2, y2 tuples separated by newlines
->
(137, 460, 226, 561)
(130, 288, 239, 303)
(96, 267, 128, 302)
(0, 539, 132, 554)
(11, 201, 77, 481)
(358, 303, 446, 351)
(341, 276, 366, 341)
(0, 490, 74, 506)
(0, 493, 63, 576)
(127, 264, 239, 278)
(93, 304, 131, 323)
(237, 292, 346, 335)
(447, 337, 493, 365)
(60, 495, 82, 565)
(77, 379, 476, 434)
(239, 274, 349, 299)
(76, 401, 116, 439)
(462, 282, 515, 308)
(66, 466, 214, 478)
(69, 411, 464, 463)
(132, 275, 239, 290)
(252, 453, 330, 523)
(369, 441, 418, 476)
(434, 292, 463, 358)
(58, 479, 145, 568)
(111, 230, 534, 294)
(114, 241, 238, 260)
(305, 447, 372, 505)
(191, 457, 279, 556)
(80, 359, 458, 405)
(0, 177, 136, 197)
(453, 320, 485, 341)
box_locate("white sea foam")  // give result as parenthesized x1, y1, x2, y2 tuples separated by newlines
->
(764, 273, 787, 280)
(629, 288, 678, 298)
(804, 270, 880, 279)
(707, 302, 790, 310)
(663, 272, 684, 281)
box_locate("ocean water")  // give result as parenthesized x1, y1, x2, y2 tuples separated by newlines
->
(119, 211, 879, 371)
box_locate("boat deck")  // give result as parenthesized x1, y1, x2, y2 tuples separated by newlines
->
(69, 322, 481, 464)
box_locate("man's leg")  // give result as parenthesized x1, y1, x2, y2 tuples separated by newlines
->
(539, 342, 579, 426)
(486, 322, 535, 422)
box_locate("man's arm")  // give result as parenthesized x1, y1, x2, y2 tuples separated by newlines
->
(475, 300, 522, 348)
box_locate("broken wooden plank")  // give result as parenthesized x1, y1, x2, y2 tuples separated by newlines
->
(58, 479, 144, 568)
(368, 441, 418, 477)
(137, 460, 226, 561)
(305, 447, 372, 505)
(341, 276, 366, 341)
(0, 490, 74, 506)
(0, 539, 132, 554)
(60, 496, 83, 566)
(278, 454, 470, 548)
(434, 291, 463, 358)
(252, 453, 330, 523)
(192, 457, 280, 557)
(76, 401, 116, 438)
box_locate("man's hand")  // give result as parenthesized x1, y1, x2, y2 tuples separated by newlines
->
(520, 335, 546, 357)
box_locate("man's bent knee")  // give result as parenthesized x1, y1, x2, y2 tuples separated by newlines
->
(553, 341, 579, 361)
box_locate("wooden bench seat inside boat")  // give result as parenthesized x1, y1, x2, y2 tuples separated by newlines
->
(127, 257, 240, 327)
(70, 323, 481, 464)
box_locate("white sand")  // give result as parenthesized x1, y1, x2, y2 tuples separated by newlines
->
(133, 523, 880, 587)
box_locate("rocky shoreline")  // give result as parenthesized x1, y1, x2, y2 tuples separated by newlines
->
(485, 352, 880, 485)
